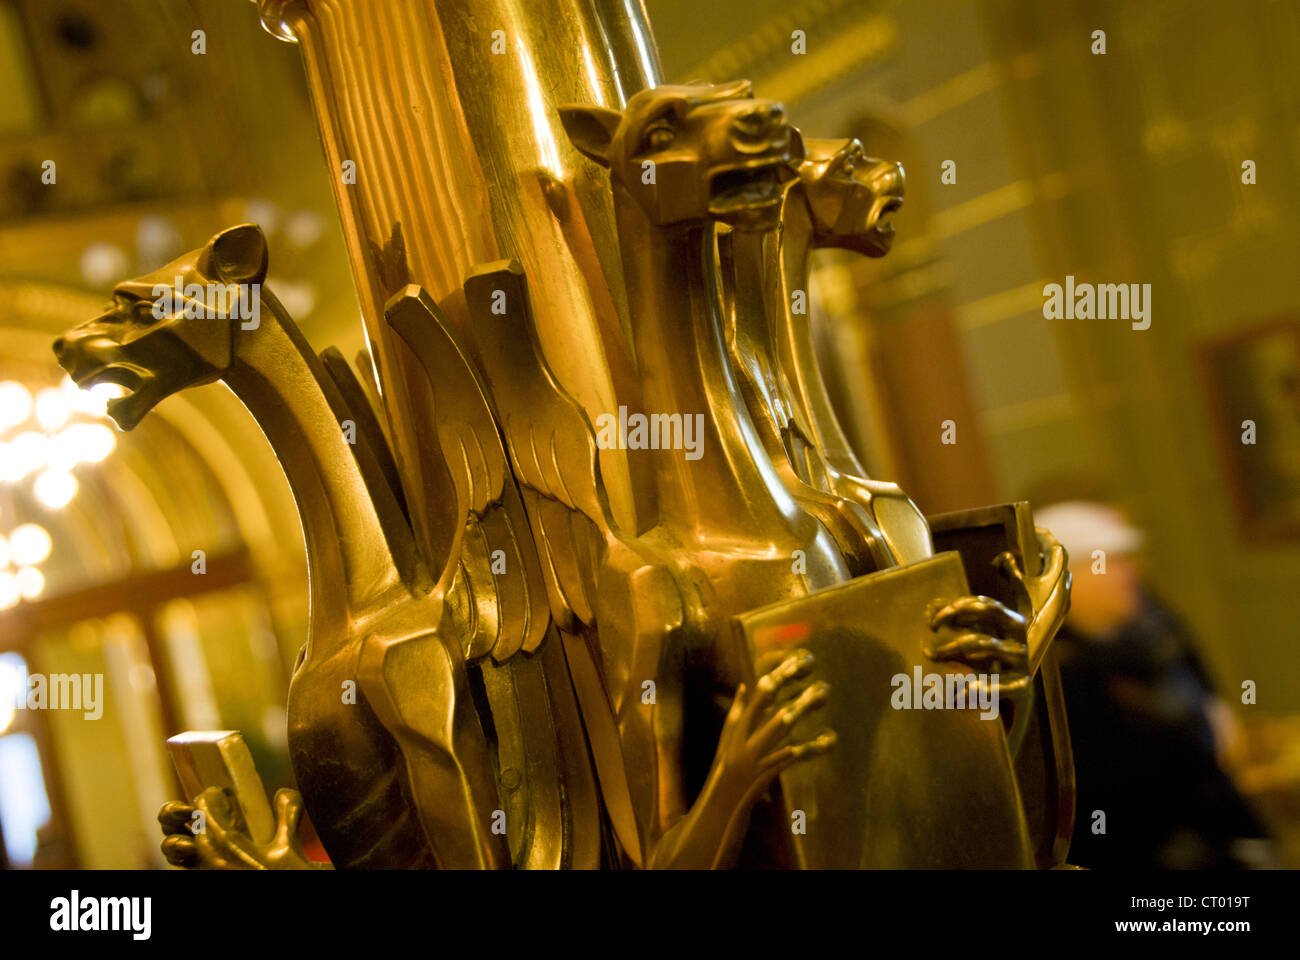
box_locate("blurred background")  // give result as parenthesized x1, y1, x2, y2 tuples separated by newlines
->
(1, 0, 1298, 868)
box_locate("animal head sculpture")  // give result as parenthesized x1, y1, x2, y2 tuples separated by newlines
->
(797, 137, 904, 256)
(53, 223, 268, 430)
(559, 81, 798, 231)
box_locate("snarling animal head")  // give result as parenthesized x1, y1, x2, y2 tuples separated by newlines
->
(797, 138, 904, 256)
(53, 224, 268, 430)
(559, 81, 798, 231)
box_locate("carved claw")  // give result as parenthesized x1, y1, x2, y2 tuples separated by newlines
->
(993, 526, 1072, 666)
(925, 595, 1032, 702)
(993, 549, 1026, 590)
(159, 787, 323, 870)
(926, 596, 1027, 664)
(993, 527, 1068, 609)
(927, 594, 1027, 640)
(926, 633, 1029, 672)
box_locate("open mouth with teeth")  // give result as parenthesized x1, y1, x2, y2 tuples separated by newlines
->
(62, 360, 158, 430)
(708, 163, 785, 219)
(871, 196, 903, 237)
(860, 195, 903, 250)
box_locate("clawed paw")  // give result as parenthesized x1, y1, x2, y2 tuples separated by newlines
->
(924, 594, 1031, 705)
(158, 786, 316, 870)
(994, 527, 1070, 619)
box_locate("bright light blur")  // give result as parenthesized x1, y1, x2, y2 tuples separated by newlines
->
(277, 279, 317, 319)
(0, 572, 18, 611)
(244, 197, 281, 233)
(8, 432, 49, 481)
(44, 435, 75, 473)
(8, 524, 52, 566)
(285, 208, 326, 248)
(0, 729, 52, 868)
(0, 377, 126, 589)
(61, 376, 125, 417)
(0, 381, 33, 431)
(85, 381, 125, 414)
(86, 421, 117, 461)
(51, 422, 116, 468)
(33, 388, 71, 431)
(0, 653, 22, 734)
(33, 470, 78, 509)
(14, 566, 44, 600)
(79, 241, 130, 288)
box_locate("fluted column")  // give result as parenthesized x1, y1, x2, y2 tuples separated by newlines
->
(254, 0, 662, 544)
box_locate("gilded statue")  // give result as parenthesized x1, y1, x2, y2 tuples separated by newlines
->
(51, 0, 1074, 870)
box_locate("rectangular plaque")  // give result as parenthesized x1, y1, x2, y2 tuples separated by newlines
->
(733, 552, 1033, 868)
(166, 730, 275, 845)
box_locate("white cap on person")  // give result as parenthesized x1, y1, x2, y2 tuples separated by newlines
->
(1034, 500, 1144, 561)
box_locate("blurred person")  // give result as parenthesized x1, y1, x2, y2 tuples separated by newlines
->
(1035, 500, 1271, 869)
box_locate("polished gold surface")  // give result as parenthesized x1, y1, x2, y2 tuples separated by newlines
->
(928, 502, 1075, 868)
(165, 731, 275, 846)
(733, 552, 1035, 868)
(735, 136, 936, 566)
(49, 0, 1074, 868)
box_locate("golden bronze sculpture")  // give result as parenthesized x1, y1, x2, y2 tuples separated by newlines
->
(725, 136, 931, 570)
(52, 0, 1073, 869)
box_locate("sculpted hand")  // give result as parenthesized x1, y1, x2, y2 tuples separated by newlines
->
(924, 531, 1070, 754)
(159, 787, 325, 870)
(993, 526, 1071, 666)
(925, 594, 1031, 699)
(924, 593, 1034, 754)
(652, 650, 835, 869)
(925, 527, 1071, 687)
(714, 650, 836, 799)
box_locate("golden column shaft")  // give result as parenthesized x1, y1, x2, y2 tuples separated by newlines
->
(255, 0, 662, 546)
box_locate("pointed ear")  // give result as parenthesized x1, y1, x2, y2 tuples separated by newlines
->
(207, 223, 269, 285)
(557, 104, 621, 167)
(787, 126, 807, 162)
(705, 78, 753, 100)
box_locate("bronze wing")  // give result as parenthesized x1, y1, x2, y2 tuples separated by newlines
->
(384, 283, 549, 661)
(463, 259, 610, 633)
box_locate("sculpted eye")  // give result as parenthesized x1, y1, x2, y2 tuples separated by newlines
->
(134, 299, 169, 323)
(643, 123, 675, 153)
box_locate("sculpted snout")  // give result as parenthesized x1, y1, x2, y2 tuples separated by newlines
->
(728, 100, 787, 150)
(52, 320, 96, 363)
(52, 316, 124, 381)
(864, 158, 905, 203)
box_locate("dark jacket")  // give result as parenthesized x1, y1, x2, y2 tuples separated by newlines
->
(1057, 594, 1266, 869)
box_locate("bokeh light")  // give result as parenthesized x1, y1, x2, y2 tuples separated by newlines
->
(8, 524, 51, 566)
(33, 470, 78, 509)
